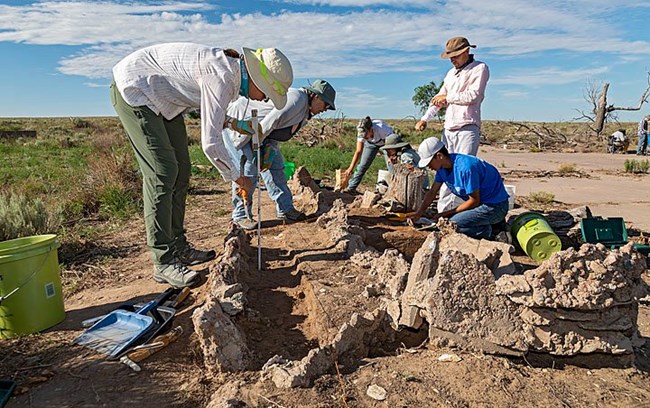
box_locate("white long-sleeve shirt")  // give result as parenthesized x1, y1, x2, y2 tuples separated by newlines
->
(436, 59, 489, 131)
(112, 42, 241, 181)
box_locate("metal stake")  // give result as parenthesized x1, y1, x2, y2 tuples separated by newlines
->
(251, 109, 262, 271)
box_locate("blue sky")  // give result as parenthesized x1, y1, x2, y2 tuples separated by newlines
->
(1, 0, 650, 122)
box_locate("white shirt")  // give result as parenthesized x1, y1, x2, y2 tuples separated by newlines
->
(357, 120, 393, 147)
(112, 42, 241, 181)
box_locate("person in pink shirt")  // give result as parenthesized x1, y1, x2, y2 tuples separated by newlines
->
(415, 36, 489, 212)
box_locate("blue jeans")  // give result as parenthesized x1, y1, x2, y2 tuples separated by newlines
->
(348, 141, 386, 191)
(637, 133, 649, 155)
(449, 199, 509, 239)
(224, 135, 295, 220)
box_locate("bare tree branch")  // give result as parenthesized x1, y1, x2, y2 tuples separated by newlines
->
(576, 72, 650, 136)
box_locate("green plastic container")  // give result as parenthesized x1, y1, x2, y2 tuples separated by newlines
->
(580, 217, 650, 256)
(0, 235, 65, 339)
(511, 212, 562, 262)
(285, 161, 295, 180)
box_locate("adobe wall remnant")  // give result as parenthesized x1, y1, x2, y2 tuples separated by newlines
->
(496, 242, 647, 356)
(192, 225, 251, 375)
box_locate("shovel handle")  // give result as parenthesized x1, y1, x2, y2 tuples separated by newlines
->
(126, 326, 183, 363)
(169, 288, 191, 309)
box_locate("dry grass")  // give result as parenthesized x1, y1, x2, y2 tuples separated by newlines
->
(557, 163, 577, 174)
(528, 191, 556, 206)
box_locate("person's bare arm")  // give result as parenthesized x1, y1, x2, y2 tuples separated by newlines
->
(344, 140, 365, 177)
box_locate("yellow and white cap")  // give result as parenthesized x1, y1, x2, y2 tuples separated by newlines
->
(242, 47, 293, 109)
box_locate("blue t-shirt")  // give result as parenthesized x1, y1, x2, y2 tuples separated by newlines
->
(434, 154, 509, 204)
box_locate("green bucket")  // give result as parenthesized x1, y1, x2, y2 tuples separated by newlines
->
(285, 161, 296, 180)
(0, 235, 65, 339)
(511, 212, 562, 262)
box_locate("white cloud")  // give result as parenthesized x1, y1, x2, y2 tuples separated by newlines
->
(0, 0, 649, 84)
(499, 90, 528, 98)
(336, 86, 414, 117)
(277, 0, 433, 7)
(83, 82, 109, 88)
(492, 66, 611, 86)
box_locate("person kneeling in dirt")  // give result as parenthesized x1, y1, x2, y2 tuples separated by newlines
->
(223, 79, 337, 230)
(379, 133, 428, 189)
(342, 116, 394, 194)
(409, 137, 509, 240)
(608, 129, 629, 154)
(111, 44, 293, 288)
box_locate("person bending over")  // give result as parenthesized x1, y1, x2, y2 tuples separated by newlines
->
(223, 79, 336, 229)
(343, 116, 393, 193)
(111, 43, 293, 288)
(410, 137, 509, 240)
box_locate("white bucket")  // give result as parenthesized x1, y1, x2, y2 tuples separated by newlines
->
(377, 170, 390, 185)
(504, 185, 516, 210)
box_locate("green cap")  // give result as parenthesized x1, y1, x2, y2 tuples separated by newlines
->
(305, 79, 336, 110)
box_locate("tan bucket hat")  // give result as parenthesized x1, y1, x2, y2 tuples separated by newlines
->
(242, 47, 294, 109)
(441, 37, 476, 59)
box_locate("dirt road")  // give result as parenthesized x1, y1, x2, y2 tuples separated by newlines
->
(481, 147, 650, 230)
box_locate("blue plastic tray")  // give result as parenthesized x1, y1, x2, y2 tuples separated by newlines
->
(74, 301, 156, 357)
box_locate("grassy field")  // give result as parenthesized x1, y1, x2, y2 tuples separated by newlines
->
(0, 115, 641, 246)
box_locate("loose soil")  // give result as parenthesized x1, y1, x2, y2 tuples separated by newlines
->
(1, 147, 649, 407)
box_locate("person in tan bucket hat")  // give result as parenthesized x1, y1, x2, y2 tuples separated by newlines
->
(111, 43, 293, 288)
(415, 36, 489, 215)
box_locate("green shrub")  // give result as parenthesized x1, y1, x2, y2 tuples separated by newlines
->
(98, 183, 139, 220)
(528, 191, 555, 206)
(0, 191, 61, 241)
(624, 159, 650, 174)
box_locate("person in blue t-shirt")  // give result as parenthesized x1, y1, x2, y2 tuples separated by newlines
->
(410, 137, 509, 239)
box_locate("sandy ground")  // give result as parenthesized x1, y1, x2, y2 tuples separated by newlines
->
(1, 149, 649, 407)
(480, 147, 650, 230)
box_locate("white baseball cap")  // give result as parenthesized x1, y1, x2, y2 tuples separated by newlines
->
(417, 137, 445, 168)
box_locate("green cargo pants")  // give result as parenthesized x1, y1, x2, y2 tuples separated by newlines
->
(110, 82, 190, 265)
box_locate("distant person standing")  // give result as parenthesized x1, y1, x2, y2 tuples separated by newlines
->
(111, 43, 293, 288)
(637, 115, 649, 156)
(415, 36, 489, 212)
(343, 116, 394, 194)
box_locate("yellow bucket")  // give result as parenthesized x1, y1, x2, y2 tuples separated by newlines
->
(511, 213, 562, 262)
(0, 235, 65, 339)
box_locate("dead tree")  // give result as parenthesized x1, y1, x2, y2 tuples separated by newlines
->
(384, 164, 427, 212)
(575, 73, 650, 135)
(508, 121, 568, 150)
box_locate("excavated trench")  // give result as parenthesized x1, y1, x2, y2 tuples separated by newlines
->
(193, 189, 648, 397)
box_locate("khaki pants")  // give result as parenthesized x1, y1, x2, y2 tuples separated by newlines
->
(110, 82, 190, 265)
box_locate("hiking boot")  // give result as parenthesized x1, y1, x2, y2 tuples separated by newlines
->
(153, 262, 199, 288)
(233, 218, 258, 231)
(177, 244, 216, 266)
(278, 208, 306, 222)
(494, 231, 513, 245)
(342, 188, 360, 195)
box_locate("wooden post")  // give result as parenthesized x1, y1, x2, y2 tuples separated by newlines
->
(384, 164, 427, 212)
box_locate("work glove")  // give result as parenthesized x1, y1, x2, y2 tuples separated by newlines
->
(228, 118, 263, 137)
